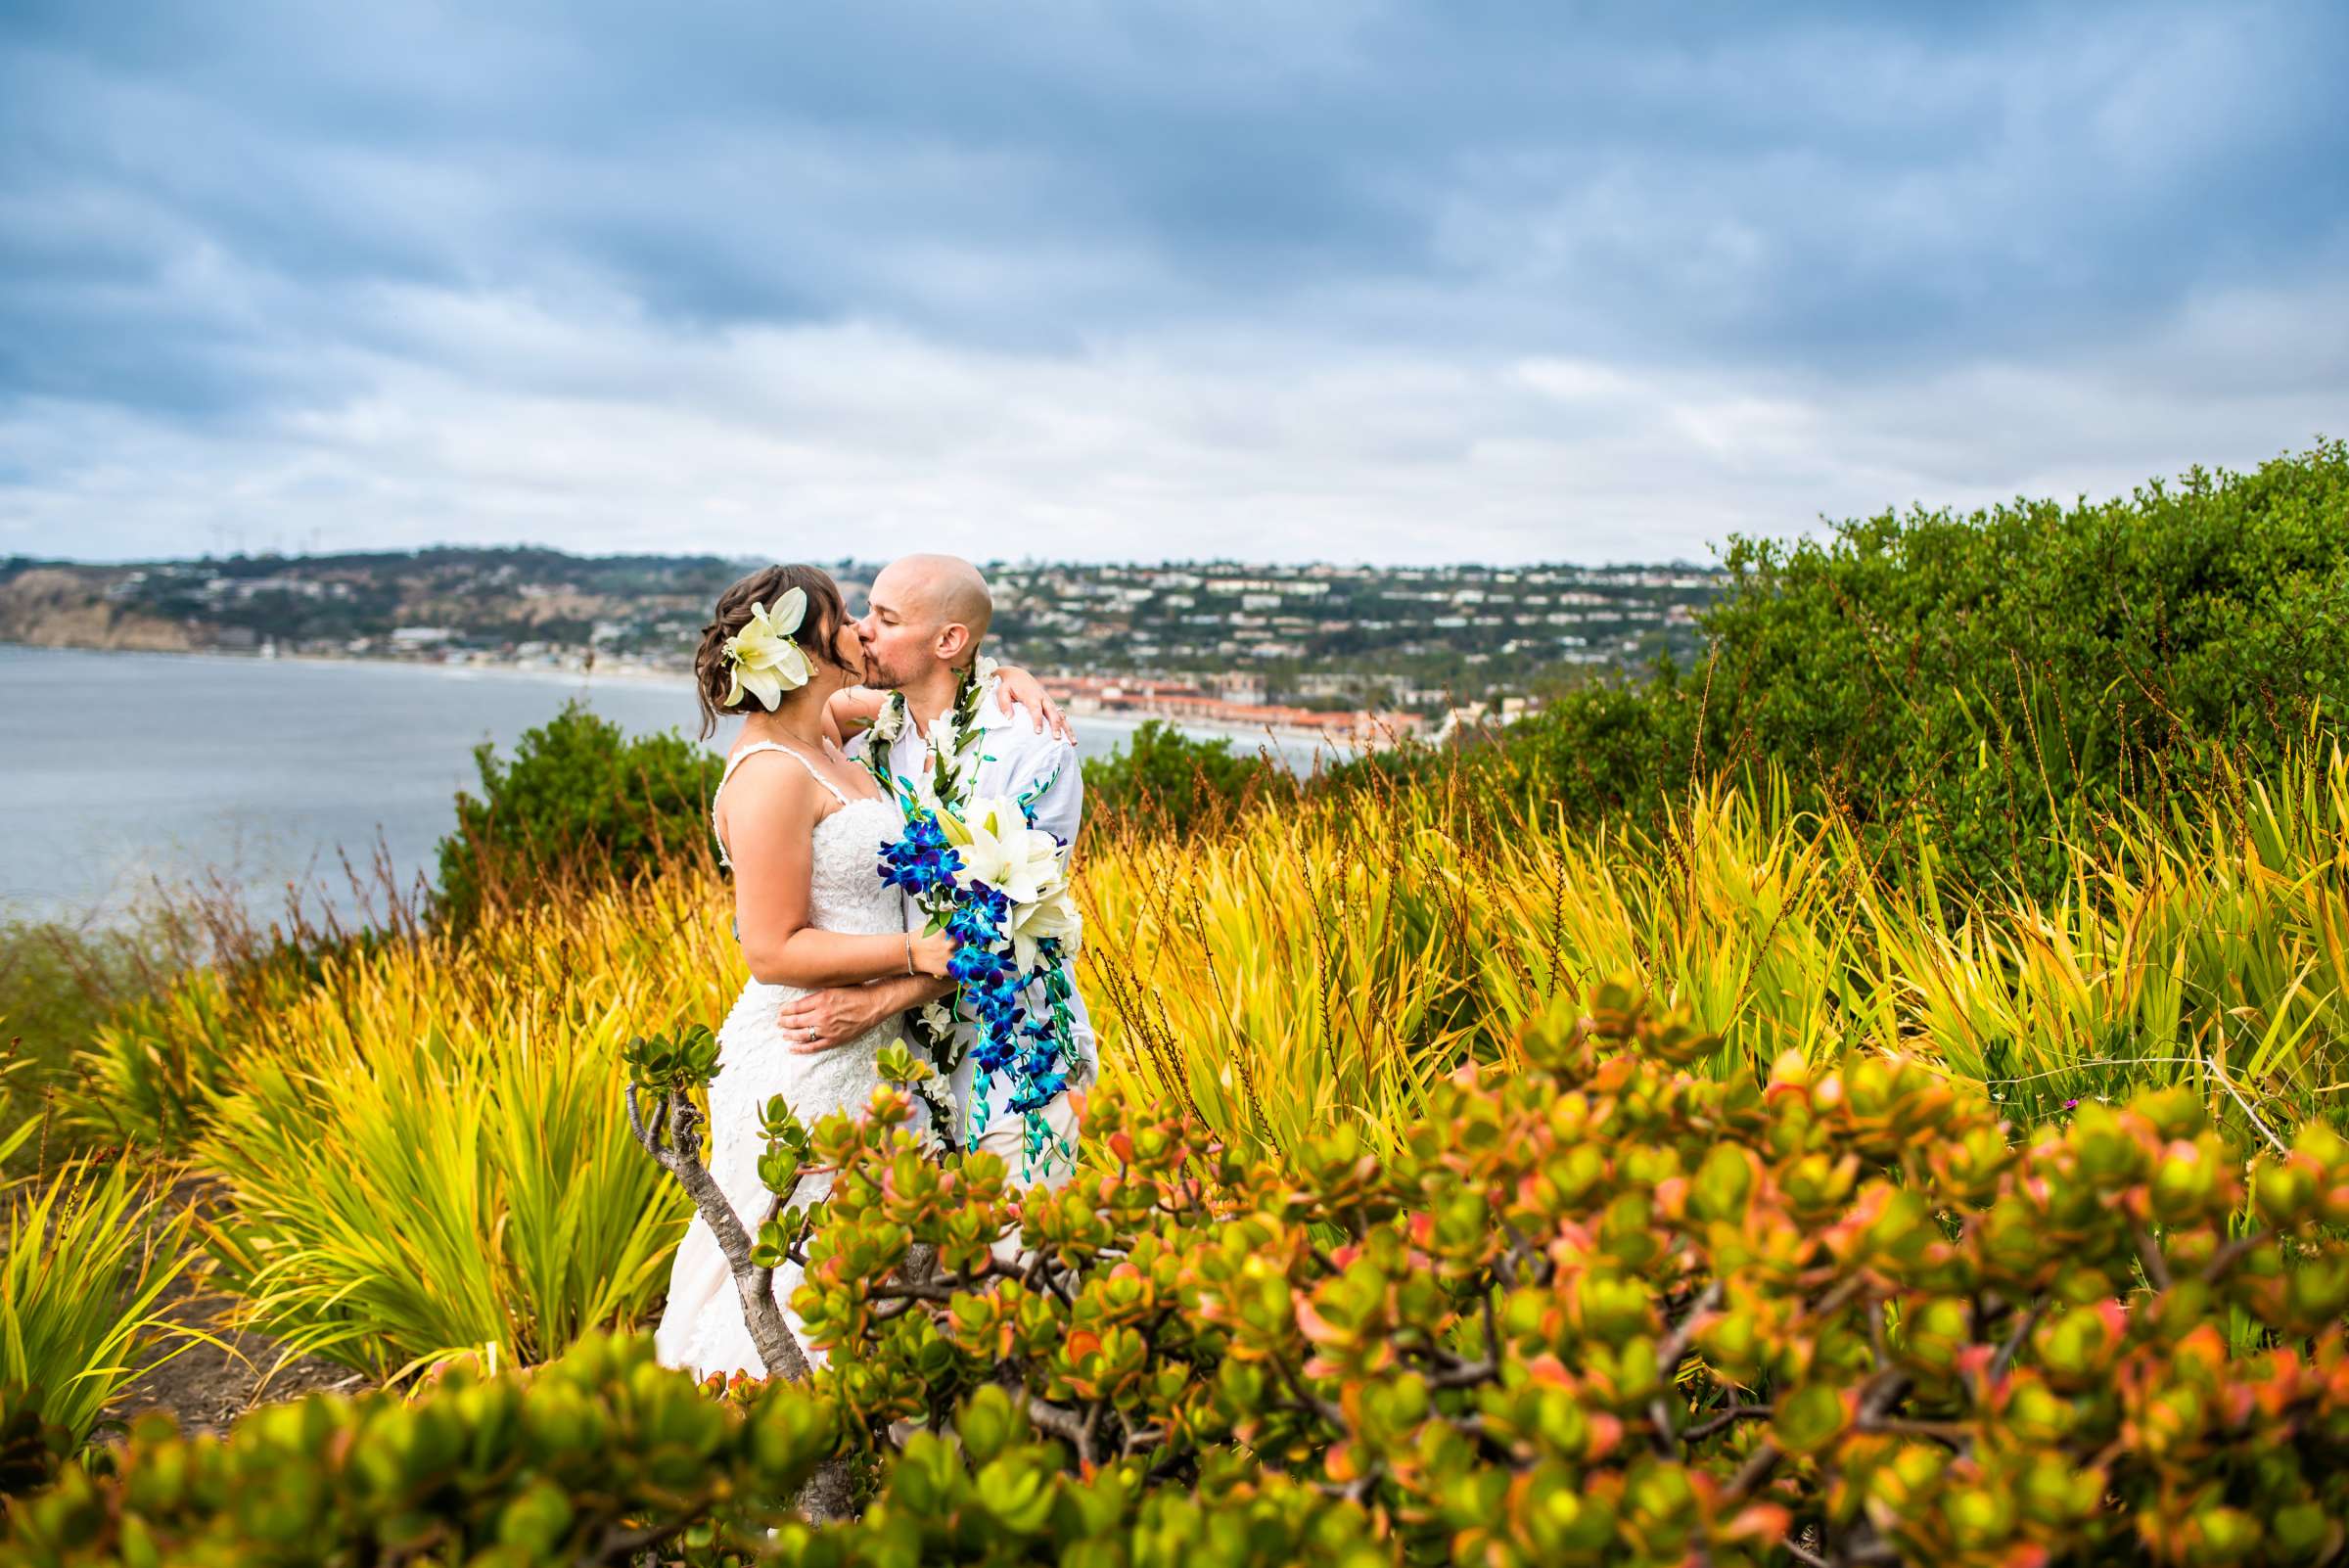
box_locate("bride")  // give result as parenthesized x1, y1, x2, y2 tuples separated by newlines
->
(654, 563, 1062, 1381)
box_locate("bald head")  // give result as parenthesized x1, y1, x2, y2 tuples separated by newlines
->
(863, 554, 993, 687)
(895, 553, 993, 647)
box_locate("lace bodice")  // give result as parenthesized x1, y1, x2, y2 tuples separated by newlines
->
(792, 798, 906, 934)
(711, 741, 905, 936)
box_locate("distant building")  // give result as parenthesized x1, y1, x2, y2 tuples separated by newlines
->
(1211, 671, 1267, 706)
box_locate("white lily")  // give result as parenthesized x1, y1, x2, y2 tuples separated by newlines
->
(1007, 879, 1082, 971)
(945, 796, 1081, 968)
(722, 589, 812, 711)
(946, 796, 1066, 907)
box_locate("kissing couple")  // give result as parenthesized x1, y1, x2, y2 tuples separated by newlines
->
(655, 553, 1093, 1382)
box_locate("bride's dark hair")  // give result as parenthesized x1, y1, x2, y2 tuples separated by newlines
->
(693, 565, 855, 739)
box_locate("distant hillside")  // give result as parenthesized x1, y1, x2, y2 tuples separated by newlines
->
(0, 547, 762, 660)
(0, 568, 200, 651)
(0, 545, 1720, 708)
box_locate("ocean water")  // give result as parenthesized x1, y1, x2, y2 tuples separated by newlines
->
(0, 646, 1312, 925)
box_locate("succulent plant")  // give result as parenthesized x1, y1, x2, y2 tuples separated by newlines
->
(785, 981, 2349, 1566)
(13, 985, 2348, 1565)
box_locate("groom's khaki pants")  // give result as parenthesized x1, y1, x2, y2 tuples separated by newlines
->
(972, 1089, 1083, 1265)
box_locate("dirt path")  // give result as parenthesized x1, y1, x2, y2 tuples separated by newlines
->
(108, 1176, 367, 1435)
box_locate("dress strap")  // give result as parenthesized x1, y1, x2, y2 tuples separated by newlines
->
(718, 740, 852, 806)
(711, 740, 852, 870)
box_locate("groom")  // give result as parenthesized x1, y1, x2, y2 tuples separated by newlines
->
(773, 552, 1093, 1183)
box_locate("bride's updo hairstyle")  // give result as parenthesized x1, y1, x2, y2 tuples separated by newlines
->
(693, 564, 855, 739)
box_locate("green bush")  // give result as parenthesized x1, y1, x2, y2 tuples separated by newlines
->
(1508, 439, 2349, 894)
(23, 986, 2349, 1563)
(1150, 443, 2349, 896)
(0, 1333, 837, 1564)
(1082, 719, 1294, 837)
(0, 1333, 1378, 1567)
(787, 985, 2349, 1566)
(433, 702, 721, 932)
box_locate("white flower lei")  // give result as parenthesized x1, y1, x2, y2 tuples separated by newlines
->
(861, 653, 996, 811)
(861, 654, 997, 1146)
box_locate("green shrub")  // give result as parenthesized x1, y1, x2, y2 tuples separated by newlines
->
(1508, 440, 2349, 895)
(1128, 443, 2349, 896)
(1082, 719, 1294, 836)
(0, 1333, 1379, 1567)
(0, 1333, 838, 1564)
(18, 985, 2349, 1563)
(785, 984, 2349, 1566)
(433, 701, 720, 933)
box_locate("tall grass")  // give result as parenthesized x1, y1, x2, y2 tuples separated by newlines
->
(1856, 746, 2349, 1130)
(1080, 743, 2349, 1156)
(71, 734, 2344, 1380)
(69, 845, 431, 1153)
(0, 901, 220, 1170)
(1, 1157, 196, 1451)
(182, 871, 726, 1378)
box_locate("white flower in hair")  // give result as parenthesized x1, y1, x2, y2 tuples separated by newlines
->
(722, 588, 813, 711)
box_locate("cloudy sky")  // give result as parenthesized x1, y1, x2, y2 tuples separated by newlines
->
(3, 1, 2343, 566)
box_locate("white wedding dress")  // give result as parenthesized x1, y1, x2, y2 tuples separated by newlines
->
(653, 740, 907, 1380)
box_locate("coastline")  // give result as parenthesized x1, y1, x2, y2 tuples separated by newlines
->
(0, 641, 1362, 758)
(0, 643, 1346, 927)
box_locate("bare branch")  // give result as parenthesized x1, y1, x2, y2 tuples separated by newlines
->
(1680, 1403, 1771, 1443)
(1781, 1535, 1828, 1568)
(1988, 1304, 2040, 1381)
(2198, 1228, 2273, 1285)
(1857, 1365, 1911, 1425)
(633, 1088, 813, 1385)
(1647, 1280, 1723, 1456)
(1012, 1387, 1089, 1446)
(1722, 1439, 1781, 1505)
(1858, 1415, 1973, 1448)
(1273, 1353, 1348, 1428)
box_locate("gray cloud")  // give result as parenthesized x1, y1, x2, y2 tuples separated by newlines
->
(2, 0, 2344, 562)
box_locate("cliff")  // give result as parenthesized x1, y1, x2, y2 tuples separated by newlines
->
(0, 569, 200, 652)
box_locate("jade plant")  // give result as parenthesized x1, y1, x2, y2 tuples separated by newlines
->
(787, 983, 2349, 1566)
(12, 985, 2349, 1565)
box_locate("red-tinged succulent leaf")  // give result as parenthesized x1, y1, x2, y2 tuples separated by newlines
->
(75, 984, 2326, 1563)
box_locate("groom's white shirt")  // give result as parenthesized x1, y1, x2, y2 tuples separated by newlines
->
(853, 683, 1098, 1145)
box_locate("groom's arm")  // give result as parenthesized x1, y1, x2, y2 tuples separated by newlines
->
(776, 973, 951, 1054)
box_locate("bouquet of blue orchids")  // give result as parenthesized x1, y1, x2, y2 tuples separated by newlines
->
(878, 793, 1082, 1174)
